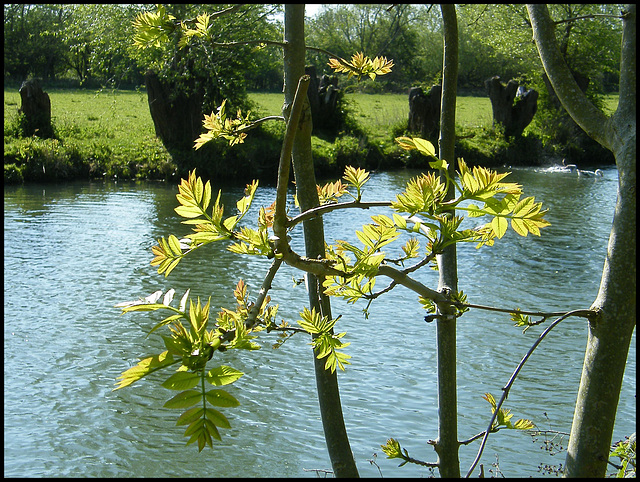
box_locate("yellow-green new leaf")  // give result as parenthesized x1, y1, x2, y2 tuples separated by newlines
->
(206, 366, 244, 386)
(114, 351, 176, 390)
(513, 418, 535, 430)
(491, 216, 509, 239)
(162, 371, 201, 391)
(412, 137, 436, 158)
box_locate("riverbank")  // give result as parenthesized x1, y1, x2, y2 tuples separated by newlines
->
(4, 88, 618, 184)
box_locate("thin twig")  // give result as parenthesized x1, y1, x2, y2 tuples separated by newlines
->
(450, 302, 592, 320)
(554, 13, 623, 25)
(286, 200, 392, 227)
(465, 309, 589, 478)
(245, 257, 283, 330)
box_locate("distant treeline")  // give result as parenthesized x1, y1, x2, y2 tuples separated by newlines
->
(3, 4, 622, 94)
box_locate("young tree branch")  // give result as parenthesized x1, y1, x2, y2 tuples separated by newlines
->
(465, 309, 591, 477)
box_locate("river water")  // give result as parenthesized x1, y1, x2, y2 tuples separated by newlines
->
(4, 166, 635, 477)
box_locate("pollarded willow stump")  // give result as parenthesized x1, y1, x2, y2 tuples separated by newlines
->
(408, 85, 442, 144)
(19, 78, 54, 138)
(305, 65, 341, 133)
(484, 76, 538, 139)
(144, 70, 204, 152)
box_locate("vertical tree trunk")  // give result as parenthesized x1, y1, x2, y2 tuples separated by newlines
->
(283, 5, 359, 477)
(433, 4, 461, 478)
(527, 4, 636, 477)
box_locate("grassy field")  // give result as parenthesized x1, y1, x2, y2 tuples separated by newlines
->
(250, 91, 619, 141)
(4, 87, 157, 144)
(4, 87, 173, 182)
(5, 87, 620, 183)
(250, 91, 493, 140)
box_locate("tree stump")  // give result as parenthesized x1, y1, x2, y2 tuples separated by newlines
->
(144, 70, 204, 152)
(18, 78, 54, 138)
(408, 85, 442, 143)
(484, 76, 538, 138)
(305, 65, 341, 132)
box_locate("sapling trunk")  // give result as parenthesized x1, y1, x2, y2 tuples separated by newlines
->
(433, 5, 461, 478)
(283, 5, 359, 477)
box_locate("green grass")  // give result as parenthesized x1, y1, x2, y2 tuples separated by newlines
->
(250, 91, 619, 136)
(5, 87, 620, 183)
(4, 87, 157, 142)
(4, 87, 174, 182)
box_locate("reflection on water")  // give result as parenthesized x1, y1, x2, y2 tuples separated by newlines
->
(4, 168, 635, 477)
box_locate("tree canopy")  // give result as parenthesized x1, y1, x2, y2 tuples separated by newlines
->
(4, 4, 623, 95)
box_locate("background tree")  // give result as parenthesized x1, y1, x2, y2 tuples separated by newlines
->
(131, 4, 284, 181)
(3, 4, 68, 82)
(528, 4, 636, 477)
(62, 4, 146, 87)
(305, 4, 427, 92)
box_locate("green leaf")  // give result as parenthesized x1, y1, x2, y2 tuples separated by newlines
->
(162, 371, 201, 390)
(412, 137, 436, 158)
(176, 407, 204, 426)
(203, 417, 222, 441)
(205, 389, 240, 407)
(491, 216, 508, 239)
(114, 351, 177, 390)
(168, 235, 183, 254)
(174, 205, 204, 219)
(205, 407, 231, 429)
(206, 366, 244, 386)
(164, 389, 202, 409)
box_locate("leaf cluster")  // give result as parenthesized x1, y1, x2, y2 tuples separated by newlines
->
(483, 392, 535, 431)
(610, 432, 636, 478)
(114, 282, 276, 451)
(297, 307, 351, 373)
(394, 136, 550, 249)
(380, 438, 412, 467)
(132, 5, 177, 49)
(328, 51, 394, 81)
(150, 170, 261, 277)
(380, 438, 436, 468)
(194, 99, 253, 150)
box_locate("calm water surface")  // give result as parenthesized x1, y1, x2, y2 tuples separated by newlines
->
(4, 166, 635, 477)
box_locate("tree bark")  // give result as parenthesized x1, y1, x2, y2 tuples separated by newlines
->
(144, 70, 204, 152)
(305, 64, 341, 133)
(433, 5, 461, 478)
(527, 4, 636, 477)
(484, 76, 538, 138)
(283, 5, 359, 477)
(408, 84, 442, 144)
(18, 78, 54, 138)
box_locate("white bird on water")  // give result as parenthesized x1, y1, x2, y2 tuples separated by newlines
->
(561, 159, 604, 177)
